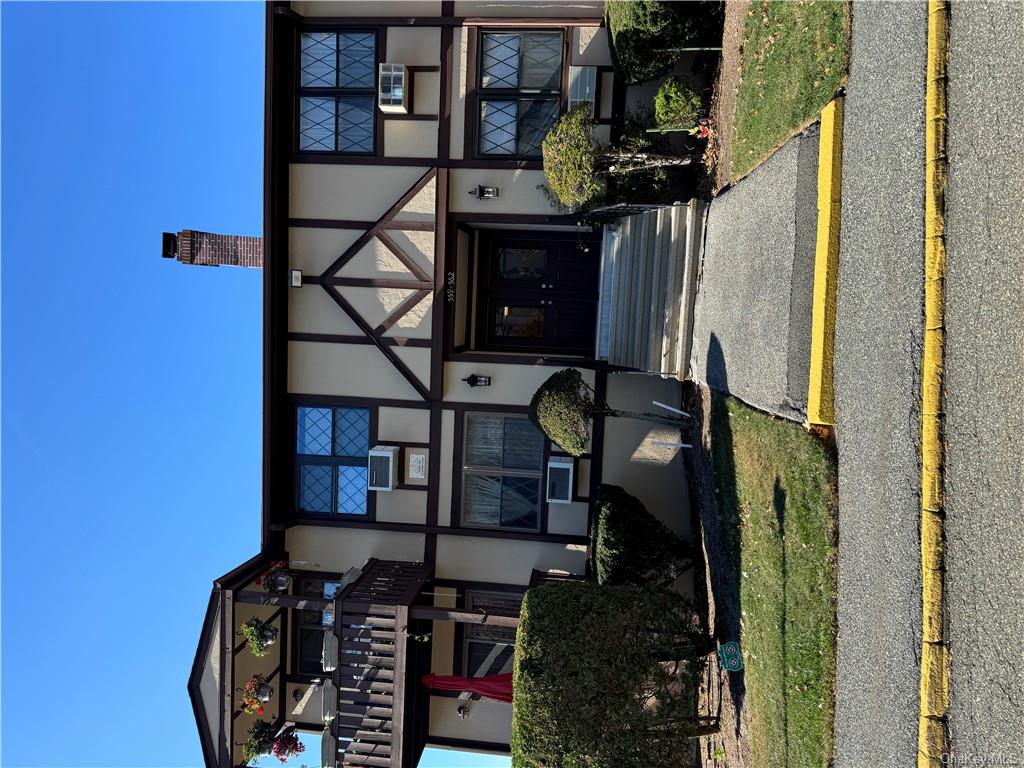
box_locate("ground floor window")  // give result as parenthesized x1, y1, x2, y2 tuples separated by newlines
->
(462, 590, 523, 677)
(294, 578, 342, 676)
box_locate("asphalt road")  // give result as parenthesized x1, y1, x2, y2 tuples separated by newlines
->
(945, 1, 1024, 759)
(831, 3, 929, 766)
(690, 125, 818, 422)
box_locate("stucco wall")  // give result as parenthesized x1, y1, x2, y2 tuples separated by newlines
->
(434, 536, 587, 583)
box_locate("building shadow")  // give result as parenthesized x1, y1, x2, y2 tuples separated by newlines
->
(773, 477, 789, 765)
(701, 334, 746, 733)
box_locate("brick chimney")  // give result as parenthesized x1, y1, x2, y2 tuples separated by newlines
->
(162, 230, 263, 268)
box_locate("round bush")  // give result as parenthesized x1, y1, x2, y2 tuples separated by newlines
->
(528, 368, 595, 456)
(654, 76, 703, 129)
(541, 104, 603, 210)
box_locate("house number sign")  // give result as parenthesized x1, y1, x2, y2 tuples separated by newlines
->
(446, 271, 456, 303)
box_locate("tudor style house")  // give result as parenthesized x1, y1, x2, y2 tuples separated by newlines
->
(188, 3, 699, 767)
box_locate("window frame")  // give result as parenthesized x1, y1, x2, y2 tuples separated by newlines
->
(473, 28, 568, 160)
(459, 412, 547, 533)
(294, 27, 381, 156)
(294, 404, 375, 520)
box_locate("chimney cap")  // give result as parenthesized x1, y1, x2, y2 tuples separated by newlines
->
(161, 232, 178, 259)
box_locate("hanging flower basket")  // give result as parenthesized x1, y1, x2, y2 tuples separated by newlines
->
(239, 617, 278, 657)
(237, 673, 274, 715)
(240, 720, 275, 764)
(271, 726, 306, 764)
(256, 560, 292, 595)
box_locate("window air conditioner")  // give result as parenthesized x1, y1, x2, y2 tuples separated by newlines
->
(368, 445, 401, 491)
(378, 64, 409, 114)
(546, 456, 575, 504)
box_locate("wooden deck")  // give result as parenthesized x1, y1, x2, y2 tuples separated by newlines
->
(595, 200, 706, 377)
(329, 559, 432, 768)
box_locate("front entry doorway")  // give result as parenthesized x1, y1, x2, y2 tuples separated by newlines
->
(474, 230, 600, 355)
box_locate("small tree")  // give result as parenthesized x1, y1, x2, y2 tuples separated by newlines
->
(528, 368, 687, 456)
(542, 105, 695, 210)
(594, 484, 694, 586)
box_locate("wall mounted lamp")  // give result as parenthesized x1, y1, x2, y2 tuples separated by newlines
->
(469, 185, 499, 200)
(462, 374, 492, 388)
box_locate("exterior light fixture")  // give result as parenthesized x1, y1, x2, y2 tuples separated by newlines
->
(469, 185, 499, 200)
(456, 705, 471, 719)
(462, 374, 492, 388)
(289, 269, 303, 287)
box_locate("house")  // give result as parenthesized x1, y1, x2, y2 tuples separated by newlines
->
(188, 3, 696, 767)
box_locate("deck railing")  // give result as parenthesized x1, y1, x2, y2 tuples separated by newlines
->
(330, 559, 431, 768)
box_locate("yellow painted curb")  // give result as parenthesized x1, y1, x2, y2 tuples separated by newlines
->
(918, 2, 949, 767)
(806, 97, 844, 428)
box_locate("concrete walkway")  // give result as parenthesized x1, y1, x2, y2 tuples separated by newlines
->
(689, 124, 819, 422)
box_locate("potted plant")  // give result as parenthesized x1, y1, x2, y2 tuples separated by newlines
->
(240, 720, 275, 764)
(256, 560, 291, 594)
(271, 726, 305, 764)
(239, 617, 278, 657)
(237, 673, 273, 715)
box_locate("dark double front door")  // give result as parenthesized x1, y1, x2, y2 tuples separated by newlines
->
(476, 231, 600, 355)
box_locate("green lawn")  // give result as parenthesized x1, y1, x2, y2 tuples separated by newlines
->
(731, 0, 849, 180)
(710, 395, 837, 768)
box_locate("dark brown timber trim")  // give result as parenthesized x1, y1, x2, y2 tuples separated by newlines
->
(291, 516, 589, 546)
(426, 737, 511, 755)
(288, 332, 431, 348)
(290, 217, 435, 232)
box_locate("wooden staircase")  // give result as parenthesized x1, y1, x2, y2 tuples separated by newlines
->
(595, 200, 705, 377)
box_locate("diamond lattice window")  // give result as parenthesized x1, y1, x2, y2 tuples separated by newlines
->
(298, 31, 376, 153)
(296, 406, 371, 516)
(478, 31, 562, 158)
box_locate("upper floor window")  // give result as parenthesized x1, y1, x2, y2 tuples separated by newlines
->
(298, 31, 377, 154)
(296, 406, 370, 516)
(461, 413, 544, 531)
(477, 31, 563, 158)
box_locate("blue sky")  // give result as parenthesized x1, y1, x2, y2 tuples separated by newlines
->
(0, 3, 509, 767)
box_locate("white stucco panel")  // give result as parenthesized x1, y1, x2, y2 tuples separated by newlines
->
(449, 169, 557, 214)
(383, 291, 432, 337)
(339, 285, 416, 329)
(289, 227, 362, 275)
(288, 341, 424, 400)
(340, 238, 411, 279)
(289, 284, 363, 335)
(573, 27, 612, 66)
(291, 164, 430, 221)
(397, 177, 436, 223)
(386, 27, 441, 66)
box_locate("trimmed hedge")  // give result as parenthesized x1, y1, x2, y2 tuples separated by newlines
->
(528, 368, 596, 457)
(606, 1, 723, 84)
(593, 484, 694, 586)
(654, 76, 703, 129)
(512, 581, 716, 768)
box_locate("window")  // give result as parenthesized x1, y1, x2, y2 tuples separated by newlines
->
(296, 406, 370, 516)
(477, 31, 563, 157)
(463, 591, 522, 677)
(296, 578, 342, 676)
(461, 414, 544, 530)
(298, 31, 377, 153)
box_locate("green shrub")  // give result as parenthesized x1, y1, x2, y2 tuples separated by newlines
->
(541, 104, 603, 211)
(606, 1, 722, 84)
(528, 368, 596, 456)
(512, 581, 717, 768)
(654, 76, 703, 128)
(593, 484, 694, 586)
